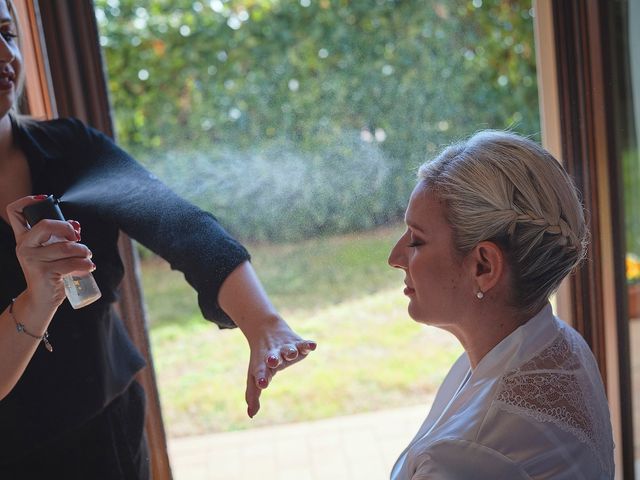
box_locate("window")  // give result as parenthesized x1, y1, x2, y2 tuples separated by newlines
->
(94, 1, 539, 476)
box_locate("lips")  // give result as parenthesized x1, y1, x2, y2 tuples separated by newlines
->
(0, 69, 16, 91)
(403, 282, 416, 296)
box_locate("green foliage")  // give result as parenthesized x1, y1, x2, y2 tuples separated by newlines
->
(96, 0, 539, 241)
(623, 149, 640, 255)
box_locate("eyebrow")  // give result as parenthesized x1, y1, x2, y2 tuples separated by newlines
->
(405, 220, 425, 233)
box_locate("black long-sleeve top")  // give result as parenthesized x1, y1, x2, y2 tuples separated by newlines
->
(0, 116, 250, 462)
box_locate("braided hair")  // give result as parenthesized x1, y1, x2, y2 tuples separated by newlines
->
(418, 130, 587, 315)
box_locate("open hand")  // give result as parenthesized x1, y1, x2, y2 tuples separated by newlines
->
(245, 315, 316, 418)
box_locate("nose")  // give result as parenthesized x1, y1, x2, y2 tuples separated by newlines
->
(0, 37, 15, 63)
(388, 232, 408, 270)
(0, 35, 15, 63)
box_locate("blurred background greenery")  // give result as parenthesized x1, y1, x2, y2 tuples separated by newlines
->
(95, 0, 539, 437)
(96, 0, 538, 242)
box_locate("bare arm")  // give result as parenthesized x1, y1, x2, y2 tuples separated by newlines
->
(218, 261, 316, 417)
(0, 292, 55, 400)
(0, 196, 91, 400)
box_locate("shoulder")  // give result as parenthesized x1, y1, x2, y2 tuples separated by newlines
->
(17, 117, 95, 153)
(20, 116, 113, 147)
(18, 117, 122, 167)
(21, 116, 89, 137)
(485, 328, 614, 477)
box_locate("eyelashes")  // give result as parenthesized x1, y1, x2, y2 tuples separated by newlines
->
(1, 32, 17, 42)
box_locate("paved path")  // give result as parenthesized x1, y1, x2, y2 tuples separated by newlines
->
(168, 402, 432, 480)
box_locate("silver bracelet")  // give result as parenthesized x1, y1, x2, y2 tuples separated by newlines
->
(9, 298, 53, 353)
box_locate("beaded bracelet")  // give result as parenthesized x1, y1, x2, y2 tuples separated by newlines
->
(9, 298, 53, 352)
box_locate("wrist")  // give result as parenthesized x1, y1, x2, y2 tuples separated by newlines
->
(9, 297, 54, 352)
(239, 312, 284, 345)
(16, 290, 59, 328)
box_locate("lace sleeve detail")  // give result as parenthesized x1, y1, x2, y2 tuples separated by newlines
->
(494, 331, 613, 476)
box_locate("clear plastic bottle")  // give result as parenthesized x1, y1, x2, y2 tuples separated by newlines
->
(62, 273, 102, 309)
(22, 196, 102, 309)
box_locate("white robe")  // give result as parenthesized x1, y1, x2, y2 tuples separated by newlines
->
(390, 304, 614, 480)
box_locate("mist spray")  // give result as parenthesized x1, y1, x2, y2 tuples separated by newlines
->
(22, 196, 102, 309)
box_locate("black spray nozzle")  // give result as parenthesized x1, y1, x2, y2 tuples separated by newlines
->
(22, 195, 66, 226)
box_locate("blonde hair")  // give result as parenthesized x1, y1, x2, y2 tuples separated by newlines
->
(5, 0, 25, 114)
(419, 130, 587, 315)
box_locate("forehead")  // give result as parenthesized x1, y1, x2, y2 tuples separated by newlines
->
(406, 183, 448, 227)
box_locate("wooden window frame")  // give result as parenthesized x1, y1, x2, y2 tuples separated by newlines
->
(15, 1, 173, 478)
(534, 1, 634, 478)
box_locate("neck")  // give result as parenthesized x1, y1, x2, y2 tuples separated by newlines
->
(0, 114, 13, 161)
(448, 306, 533, 369)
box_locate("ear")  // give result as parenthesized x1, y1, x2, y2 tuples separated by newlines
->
(469, 241, 505, 294)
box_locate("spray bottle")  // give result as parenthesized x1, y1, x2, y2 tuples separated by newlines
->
(22, 195, 102, 309)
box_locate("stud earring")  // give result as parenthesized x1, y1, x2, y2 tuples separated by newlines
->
(476, 290, 484, 299)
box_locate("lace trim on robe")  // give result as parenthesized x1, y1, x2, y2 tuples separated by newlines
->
(494, 332, 613, 476)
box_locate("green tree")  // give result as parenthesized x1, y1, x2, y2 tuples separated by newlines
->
(95, 0, 539, 241)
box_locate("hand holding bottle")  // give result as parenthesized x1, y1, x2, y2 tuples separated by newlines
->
(6, 195, 97, 311)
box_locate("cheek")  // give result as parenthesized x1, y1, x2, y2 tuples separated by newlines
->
(407, 256, 434, 289)
(409, 256, 455, 292)
(13, 52, 22, 73)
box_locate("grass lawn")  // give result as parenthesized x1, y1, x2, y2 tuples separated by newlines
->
(140, 224, 462, 437)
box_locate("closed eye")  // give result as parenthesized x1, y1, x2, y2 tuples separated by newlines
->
(407, 235, 424, 247)
(1, 31, 17, 42)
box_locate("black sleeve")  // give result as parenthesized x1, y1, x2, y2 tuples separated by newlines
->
(66, 119, 250, 328)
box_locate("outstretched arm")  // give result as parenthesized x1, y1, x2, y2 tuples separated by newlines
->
(218, 261, 316, 418)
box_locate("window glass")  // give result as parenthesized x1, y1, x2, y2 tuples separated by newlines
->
(619, 0, 640, 475)
(95, 1, 539, 475)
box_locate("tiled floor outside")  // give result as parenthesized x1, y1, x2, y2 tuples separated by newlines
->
(168, 402, 432, 480)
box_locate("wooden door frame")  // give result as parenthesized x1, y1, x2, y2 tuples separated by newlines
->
(15, 1, 173, 478)
(534, 1, 634, 478)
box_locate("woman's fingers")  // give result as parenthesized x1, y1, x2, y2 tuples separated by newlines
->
(47, 255, 96, 277)
(245, 318, 317, 416)
(265, 340, 317, 369)
(21, 219, 79, 247)
(279, 344, 299, 362)
(297, 340, 317, 356)
(11, 214, 93, 279)
(265, 352, 282, 368)
(245, 372, 261, 418)
(19, 237, 90, 261)
(6, 195, 49, 240)
(246, 367, 275, 418)
(41, 238, 90, 259)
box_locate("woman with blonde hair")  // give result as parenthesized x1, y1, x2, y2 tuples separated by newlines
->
(389, 131, 614, 479)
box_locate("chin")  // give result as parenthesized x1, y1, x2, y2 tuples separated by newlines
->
(407, 305, 441, 326)
(407, 305, 427, 324)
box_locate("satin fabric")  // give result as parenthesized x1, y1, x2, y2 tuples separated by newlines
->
(390, 304, 614, 480)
